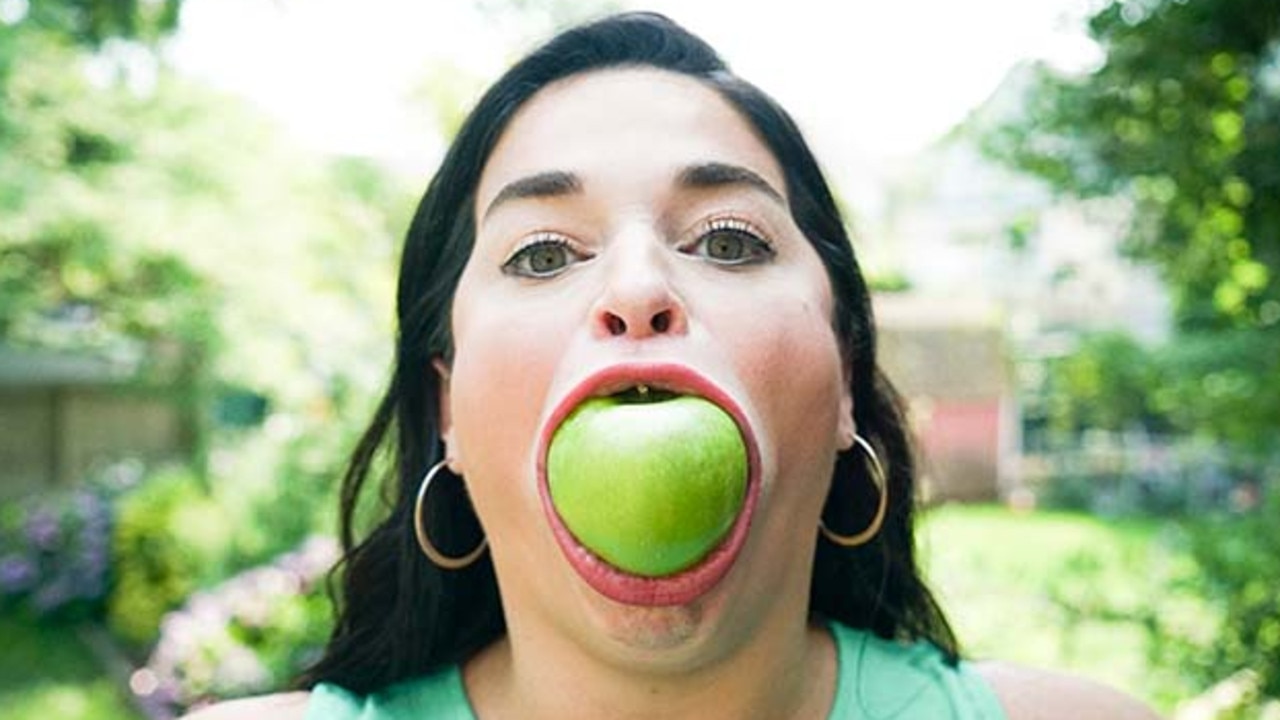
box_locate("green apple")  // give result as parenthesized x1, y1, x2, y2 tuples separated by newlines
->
(547, 390, 748, 577)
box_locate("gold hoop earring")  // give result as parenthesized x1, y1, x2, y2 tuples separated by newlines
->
(819, 434, 888, 547)
(414, 460, 488, 569)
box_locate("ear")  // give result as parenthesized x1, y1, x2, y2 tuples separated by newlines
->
(432, 358, 465, 473)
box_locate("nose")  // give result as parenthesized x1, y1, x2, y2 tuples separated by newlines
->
(592, 240, 688, 340)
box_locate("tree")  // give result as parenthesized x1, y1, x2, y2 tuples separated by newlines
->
(982, 0, 1280, 454)
(13, 0, 181, 46)
(985, 0, 1279, 330)
(983, 2, 1280, 701)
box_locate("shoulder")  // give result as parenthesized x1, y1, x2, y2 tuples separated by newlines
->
(976, 661, 1163, 720)
(180, 691, 311, 720)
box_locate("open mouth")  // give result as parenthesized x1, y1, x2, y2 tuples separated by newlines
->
(536, 364, 761, 607)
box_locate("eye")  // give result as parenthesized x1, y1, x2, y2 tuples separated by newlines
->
(686, 218, 775, 266)
(502, 235, 588, 278)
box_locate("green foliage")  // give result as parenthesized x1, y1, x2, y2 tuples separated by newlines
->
(1187, 491, 1280, 698)
(920, 505, 1210, 711)
(12, 0, 181, 46)
(984, 0, 1280, 332)
(107, 467, 231, 647)
(925, 504, 1280, 712)
(1033, 332, 1165, 436)
(866, 271, 913, 293)
(4, 12, 409, 658)
(0, 25, 217, 396)
(0, 615, 141, 720)
(1027, 329, 1280, 456)
(2, 17, 406, 400)
(210, 423, 349, 574)
(1147, 330, 1280, 453)
(0, 223, 214, 358)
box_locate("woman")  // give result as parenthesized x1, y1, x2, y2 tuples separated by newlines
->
(192, 12, 1158, 719)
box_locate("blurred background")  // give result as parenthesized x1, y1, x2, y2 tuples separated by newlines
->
(1, 0, 1277, 718)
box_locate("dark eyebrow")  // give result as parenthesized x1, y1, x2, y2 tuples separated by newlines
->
(483, 170, 583, 220)
(676, 162, 785, 206)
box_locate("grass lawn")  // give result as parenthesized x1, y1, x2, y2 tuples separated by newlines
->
(0, 615, 142, 720)
(918, 504, 1208, 713)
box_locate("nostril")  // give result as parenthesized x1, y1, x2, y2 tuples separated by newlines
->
(605, 313, 627, 336)
(651, 310, 672, 333)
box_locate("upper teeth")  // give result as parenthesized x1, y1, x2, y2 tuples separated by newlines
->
(637, 384, 650, 396)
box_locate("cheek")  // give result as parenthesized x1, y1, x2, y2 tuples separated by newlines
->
(734, 289, 843, 434)
(724, 287, 845, 502)
(448, 284, 569, 495)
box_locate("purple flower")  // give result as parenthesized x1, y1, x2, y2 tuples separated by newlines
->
(0, 555, 37, 594)
(25, 510, 62, 551)
(73, 491, 98, 518)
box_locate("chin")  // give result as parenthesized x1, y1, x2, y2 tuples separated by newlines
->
(597, 600, 709, 654)
(559, 543, 760, 669)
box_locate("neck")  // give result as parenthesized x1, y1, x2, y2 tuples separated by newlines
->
(464, 611, 837, 720)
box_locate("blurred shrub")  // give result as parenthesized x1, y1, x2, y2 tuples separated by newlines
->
(208, 410, 355, 578)
(0, 465, 137, 619)
(134, 536, 337, 714)
(1185, 487, 1280, 700)
(1025, 330, 1280, 461)
(1032, 333, 1169, 438)
(1027, 440, 1244, 517)
(1031, 473, 1098, 513)
(106, 401, 359, 649)
(107, 466, 232, 647)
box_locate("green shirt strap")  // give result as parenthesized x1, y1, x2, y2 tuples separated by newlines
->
(826, 621, 1007, 719)
(306, 666, 475, 720)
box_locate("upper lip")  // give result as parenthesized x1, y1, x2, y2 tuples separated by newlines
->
(543, 363, 734, 434)
(582, 373, 696, 401)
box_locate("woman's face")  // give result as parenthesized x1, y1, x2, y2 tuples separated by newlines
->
(440, 68, 855, 666)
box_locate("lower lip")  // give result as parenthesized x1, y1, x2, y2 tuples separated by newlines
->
(535, 364, 762, 607)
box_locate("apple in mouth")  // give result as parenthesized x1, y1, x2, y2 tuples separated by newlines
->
(546, 385, 749, 577)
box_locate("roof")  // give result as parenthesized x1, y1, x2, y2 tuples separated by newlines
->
(0, 345, 139, 387)
(873, 293, 1008, 400)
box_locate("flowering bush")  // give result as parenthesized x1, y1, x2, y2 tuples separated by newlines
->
(0, 461, 142, 620)
(131, 535, 338, 715)
(107, 465, 235, 647)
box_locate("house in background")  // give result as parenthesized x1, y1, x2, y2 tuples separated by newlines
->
(857, 66, 1171, 503)
(0, 346, 197, 500)
(876, 294, 1014, 502)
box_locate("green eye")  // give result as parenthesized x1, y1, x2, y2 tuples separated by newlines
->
(706, 231, 749, 261)
(691, 220, 775, 266)
(504, 238, 582, 278)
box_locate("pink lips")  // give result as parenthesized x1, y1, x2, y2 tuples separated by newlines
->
(536, 363, 761, 607)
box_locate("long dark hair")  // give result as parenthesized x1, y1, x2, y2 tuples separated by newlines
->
(299, 11, 956, 695)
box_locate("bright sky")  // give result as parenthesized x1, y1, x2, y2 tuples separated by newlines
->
(169, 0, 1100, 209)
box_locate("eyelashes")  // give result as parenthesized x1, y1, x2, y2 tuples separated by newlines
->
(501, 233, 588, 278)
(684, 217, 776, 266)
(500, 216, 776, 279)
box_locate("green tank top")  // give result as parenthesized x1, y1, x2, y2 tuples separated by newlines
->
(305, 621, 1008, 719)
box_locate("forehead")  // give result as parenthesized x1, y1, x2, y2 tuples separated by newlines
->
(475, 68, 786, 212)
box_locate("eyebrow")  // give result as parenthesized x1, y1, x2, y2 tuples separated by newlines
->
(483, 170, 583, 220)
(481, 161, 785, 221)
(676, 162, 785, 205)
